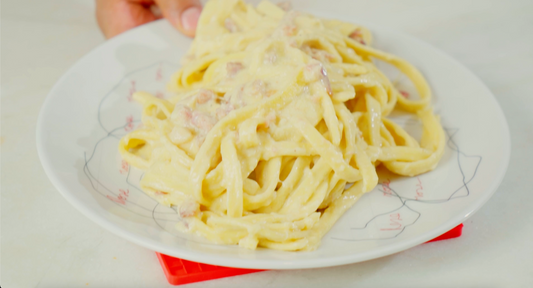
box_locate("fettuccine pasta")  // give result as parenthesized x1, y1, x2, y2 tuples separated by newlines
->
(119, 0, 445, 251)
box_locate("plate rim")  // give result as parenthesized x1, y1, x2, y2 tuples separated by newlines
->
(36, 19, 511, 269)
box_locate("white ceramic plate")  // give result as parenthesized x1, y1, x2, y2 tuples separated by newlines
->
(37, 15, 510, 269)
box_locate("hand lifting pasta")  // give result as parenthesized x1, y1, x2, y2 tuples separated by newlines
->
(119, 0, 445, 251)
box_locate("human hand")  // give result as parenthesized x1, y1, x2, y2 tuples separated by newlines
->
(96, 0, 202, 39)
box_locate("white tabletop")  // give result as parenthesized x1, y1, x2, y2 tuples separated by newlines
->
(2, 0, 533, 287)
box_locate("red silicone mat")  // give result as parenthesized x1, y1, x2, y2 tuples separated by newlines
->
(156, 253, 264, 286)
(157, 224, 463, 285)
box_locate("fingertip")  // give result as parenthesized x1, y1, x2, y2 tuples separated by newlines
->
(180, 6, 202, 36)
(155, 0, 202, 37)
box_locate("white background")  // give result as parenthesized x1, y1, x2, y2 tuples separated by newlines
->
(2, 0, 533, 287)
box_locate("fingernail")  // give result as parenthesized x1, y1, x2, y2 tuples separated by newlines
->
(181, 6, 201, 32)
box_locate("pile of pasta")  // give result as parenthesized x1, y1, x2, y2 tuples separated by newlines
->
(119, 0, 445, 251)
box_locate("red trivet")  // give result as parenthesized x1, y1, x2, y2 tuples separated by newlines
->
(157, 224, 463, 285)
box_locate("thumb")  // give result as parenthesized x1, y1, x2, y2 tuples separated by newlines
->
(155, 0, 202, 37)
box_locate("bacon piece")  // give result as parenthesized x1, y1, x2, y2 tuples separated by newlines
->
(170, 105, 192, 125)
(399, 90, 410, 98)
(349, 30, 361, 39)
(264, 50, 277, 64)
(191, 111, 216, 133)
(266, 90, 276, 97)
(288, 38, 298, 47)
(303, 61, 322, 82)
(226, 62, 244, 78)
(301, 45, 333, 62)
(196, 89, 215, 104)
(178, 197, 199, 218)
(349, 29, 366, 45)
(251, 79, 267, 96)
(277, 1, 292, 11)
(312, 49, 334, 62)
(224, 18, 239, 33)
(170, 103, 216, 137)
(265, 111, 277, 128)
(282, 24, 297, 36)
(216, 102, 236, 120)
(303, 61, 332, 96)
